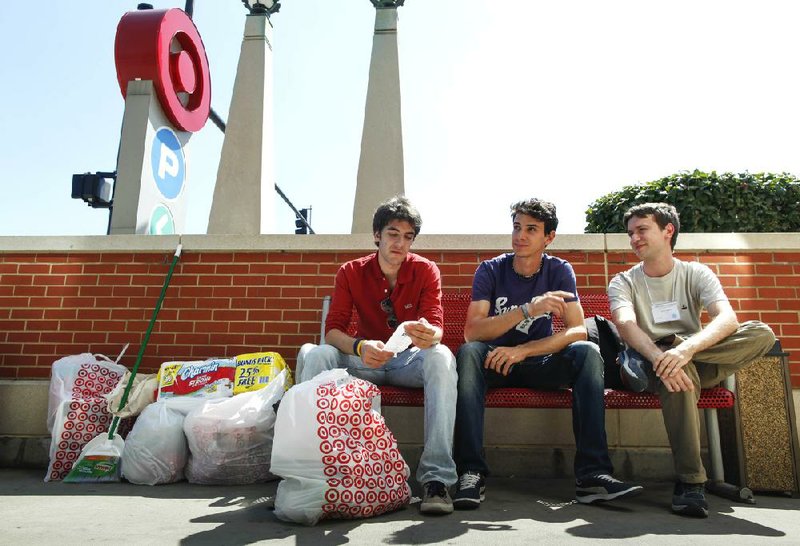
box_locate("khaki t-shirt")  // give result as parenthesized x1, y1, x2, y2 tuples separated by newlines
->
(607, 258, 727, 341)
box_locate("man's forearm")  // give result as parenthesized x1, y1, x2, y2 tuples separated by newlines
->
(616, 321, 663, 362)
(517, 326, 587, 359)
(465, 306, 528, 342)
(325, 328, 358, 355)
(677, 311, 738, 357)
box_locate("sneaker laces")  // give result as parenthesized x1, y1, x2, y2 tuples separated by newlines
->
(425, 481, 447, 498)
(459, 472, 481, 489)
(592, 474, 622, 484)
(681, 482, 705, 496)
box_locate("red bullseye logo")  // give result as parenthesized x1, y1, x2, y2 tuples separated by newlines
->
(115, 8, 211, 132)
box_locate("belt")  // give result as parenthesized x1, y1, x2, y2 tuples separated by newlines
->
(656, 334, 676, 346)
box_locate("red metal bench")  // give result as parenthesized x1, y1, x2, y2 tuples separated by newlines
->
(372, 292, 734, 410)
(321, 290, 741, 495)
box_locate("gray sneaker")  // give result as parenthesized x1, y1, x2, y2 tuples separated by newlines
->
(420, 481, 454, 515)
(619, 349, 654, 392)
(672, 481, 709, 518)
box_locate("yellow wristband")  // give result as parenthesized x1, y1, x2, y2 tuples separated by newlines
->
(353, 338, 365, 357)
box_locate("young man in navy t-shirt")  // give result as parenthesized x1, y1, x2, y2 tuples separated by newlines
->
(452, 198, 641, 509)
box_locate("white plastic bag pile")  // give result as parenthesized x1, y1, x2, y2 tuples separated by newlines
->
(45, 354, 127, 481)
(121, 369, 287, 486)
(121, 398, 201, 485)
(183, 370, 287, 485)
(271, 369, 411, 526)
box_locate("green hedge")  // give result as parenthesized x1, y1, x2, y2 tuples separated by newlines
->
(585, 170, 800, 233)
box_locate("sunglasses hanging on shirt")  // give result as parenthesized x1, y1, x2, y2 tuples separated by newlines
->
(380, 297, 399, 329)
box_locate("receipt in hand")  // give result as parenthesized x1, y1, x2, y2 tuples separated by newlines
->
(384, 317, 432, 354)
(383, 322, 414, 354)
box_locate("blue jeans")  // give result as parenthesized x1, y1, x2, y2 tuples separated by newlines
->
(298, 343, 458, 487)
(454, 340, 613, 480)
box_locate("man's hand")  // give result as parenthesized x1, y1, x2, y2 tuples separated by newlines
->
(529, 291, 575, 319)
(360, 340, 394, 369)
(653, 346, 693, 379)
(485, 346, 526, 376)
(404, 320, 438, 350)
(660, 368, 695, 393)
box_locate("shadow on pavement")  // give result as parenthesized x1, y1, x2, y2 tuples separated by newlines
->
(180, 478, 792, 545)
(2, 469, 794, 544)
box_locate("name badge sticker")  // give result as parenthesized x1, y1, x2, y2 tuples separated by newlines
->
(652, 301, 681, 324)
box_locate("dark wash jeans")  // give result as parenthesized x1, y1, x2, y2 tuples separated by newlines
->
(453, 340, 613, 480)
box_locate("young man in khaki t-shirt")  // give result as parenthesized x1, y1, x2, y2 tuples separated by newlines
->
(607, 203, 775, 518)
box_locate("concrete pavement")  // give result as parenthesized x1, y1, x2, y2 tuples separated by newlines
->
(1, 468, 798, 545)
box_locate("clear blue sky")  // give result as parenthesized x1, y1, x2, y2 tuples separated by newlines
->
(2, 1, 800, 237)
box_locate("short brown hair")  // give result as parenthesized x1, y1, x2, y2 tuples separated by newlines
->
(623, 202, 680, 249)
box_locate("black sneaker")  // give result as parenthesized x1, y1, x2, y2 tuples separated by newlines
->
(453, 471, 485, 510)
(672, 481, 709, 518)
(619, 349, 653, 393)
(420, 481, 454, 515)
(576, 473, 644, 504)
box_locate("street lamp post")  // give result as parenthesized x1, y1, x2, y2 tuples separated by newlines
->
(207, 1, 282, 234)
(351, 0, 407, 232)
(241, 0, 281, 15)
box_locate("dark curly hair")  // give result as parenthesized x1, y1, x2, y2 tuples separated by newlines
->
(510, 198, 559, 233)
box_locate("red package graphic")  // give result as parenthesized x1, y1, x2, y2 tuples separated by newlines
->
(45, 398, 133, 481)
(157, 359, 236, 399)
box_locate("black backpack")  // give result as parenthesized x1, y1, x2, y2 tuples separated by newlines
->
(584, 315, 624, 389)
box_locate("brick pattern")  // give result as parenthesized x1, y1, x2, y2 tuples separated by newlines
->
(1, 249, 798, 385)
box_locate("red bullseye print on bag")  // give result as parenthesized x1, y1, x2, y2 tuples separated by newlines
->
(271, 369, 411, 526)
(115, 8, 211, 132)
(45, 354, 129, 481)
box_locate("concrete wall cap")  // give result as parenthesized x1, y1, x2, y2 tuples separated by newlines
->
(1, 233, 799, 254)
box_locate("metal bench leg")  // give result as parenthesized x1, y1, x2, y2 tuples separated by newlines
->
(704, 375, 755, 504)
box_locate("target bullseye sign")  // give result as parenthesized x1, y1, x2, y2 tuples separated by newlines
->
(114, 8, 211, 132)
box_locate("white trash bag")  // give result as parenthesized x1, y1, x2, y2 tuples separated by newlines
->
(271, 369, 410, 526)
(121, 398, 203, 485)
(47, 353, 127, 433)
(183, 369, 287, 485)
(45, 353, 127, 481)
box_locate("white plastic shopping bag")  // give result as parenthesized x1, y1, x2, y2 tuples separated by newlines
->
(121, 398, 204, 485)
(45, 397, 114, 482)
(47, 353, 127, 432)
(45, 353, 127, 482)
(271, 369, 411, 526)
(183, 369, 287, 485)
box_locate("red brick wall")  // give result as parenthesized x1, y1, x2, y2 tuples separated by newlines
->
(1, 249, 798, 385)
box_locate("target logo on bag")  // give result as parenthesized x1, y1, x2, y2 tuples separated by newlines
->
(310, 376, 410, 521)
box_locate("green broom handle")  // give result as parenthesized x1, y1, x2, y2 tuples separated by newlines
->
(108, 244, 182, 439)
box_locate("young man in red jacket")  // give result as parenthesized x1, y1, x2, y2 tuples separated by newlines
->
(298, 196, 457, 515)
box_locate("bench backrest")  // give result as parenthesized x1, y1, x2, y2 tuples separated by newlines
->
(345, 292, 611, 354)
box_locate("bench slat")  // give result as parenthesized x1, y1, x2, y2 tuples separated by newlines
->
(378, 385, 735, 409)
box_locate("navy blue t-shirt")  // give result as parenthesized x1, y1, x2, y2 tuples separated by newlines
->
(472, 253, 578, 347)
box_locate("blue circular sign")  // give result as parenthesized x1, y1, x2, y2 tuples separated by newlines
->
(148, 204, 176, 235)
(150, 127, 185, 200)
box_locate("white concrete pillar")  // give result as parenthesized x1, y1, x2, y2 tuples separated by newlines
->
(351, 6, 405, 233)
(110, 80, 192, 236)
(207, 13, 275, 234)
